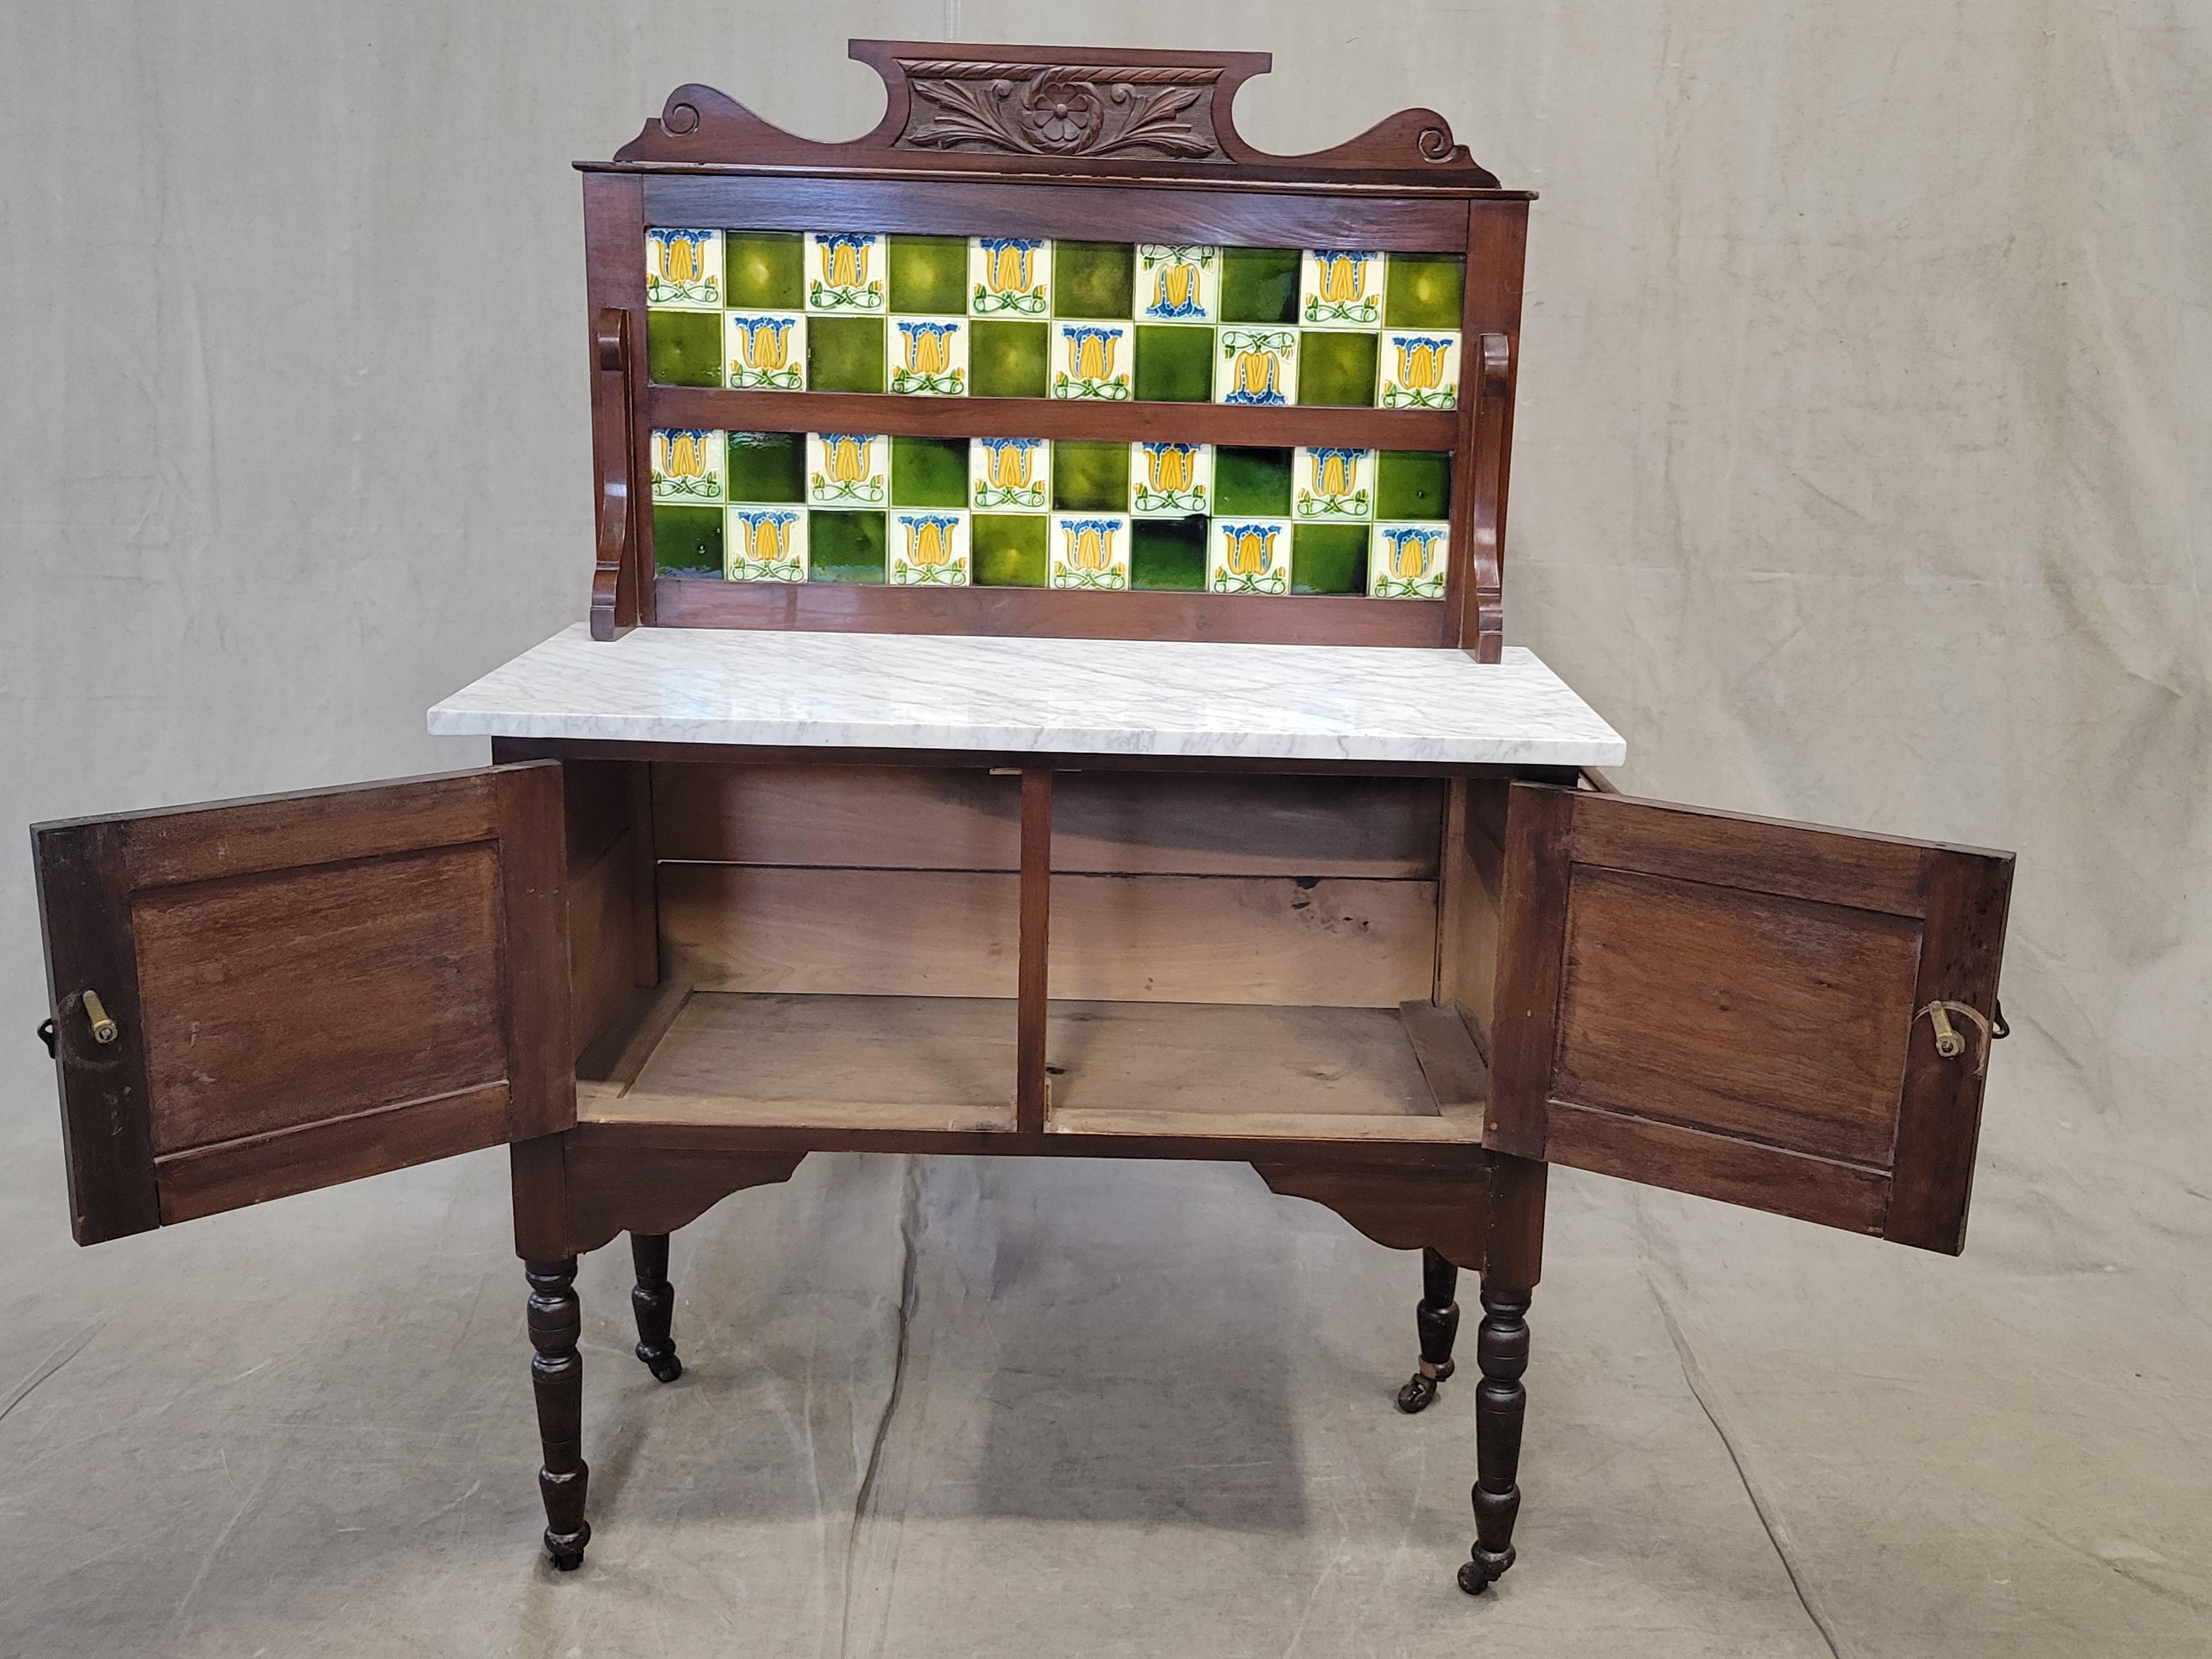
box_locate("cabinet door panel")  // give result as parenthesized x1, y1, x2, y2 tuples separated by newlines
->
(32, 764, 573, 1244)
(1489, 784, 2011, 1254)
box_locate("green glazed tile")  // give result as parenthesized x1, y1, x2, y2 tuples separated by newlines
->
(726, 431, 805, 504)
(1133, 325, 1214, 402)
(1220, 247, 1299, 324)
(1377, 450, 1453, 520)
(891, 436, 968, 507)
(1131, 517, 1208, 590)
(973, 514, 1049, 586)
(646, 310, 723, 387)
(1385, 253, 1465, 328)
(970, 320, 1049, 398)
(807, 510, 886, 582)
(1052, 439, 1130, 511)
(889, 235, 968, 314)
(652, 505, 723, 575)
(1214, 446, 1293, 515)
(1054, 241, 1135, 319)
(806, 317, 885, 392)
(726, 232, 803, 308)
(1298, 330, 1379, 407)
(1292, 524, 1369, 595)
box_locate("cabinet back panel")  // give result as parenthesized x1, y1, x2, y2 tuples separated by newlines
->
(659, 863, 1435, 1006)
(651, 764, 1443, 878)
(133, 844, 508, 1154)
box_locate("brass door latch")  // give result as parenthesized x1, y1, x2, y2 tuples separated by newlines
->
(35, 991, 118, 1058)
(1914, 998, 2004, 1076)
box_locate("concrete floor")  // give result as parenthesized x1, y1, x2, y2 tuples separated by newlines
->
(3, 1023, 2207, 1657)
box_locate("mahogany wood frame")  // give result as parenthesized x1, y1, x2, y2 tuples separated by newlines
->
(579, 40, 1529, 656)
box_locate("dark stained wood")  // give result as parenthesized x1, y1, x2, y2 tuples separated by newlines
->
(645, 386, 1458, 452)
(1557, 869, 1921, 1166)
(625, 760, 661, 986)
(157, 1083, 511, 1226)
(526, 1258, 590, 1570)
(32, 818, 161, 1244)
(565, 1146, 806, 1255)
(572, 1114, 1487, 1176)
(1460, 1282, 1531, 1594)
(610, 42, 1508, 190)
(498, 733, 1553, 783)
(1251, 1163, 1489, 1266)
(509, 1134, 570, 1263)
(1452, 202, 1528, 662)
(31, 766, 575, 1239)
(496, 763, 575, 1139)
(1017, 770, 1052, 1133)
(1543, 1104, 1891, 1235)
(583, 172, 646, 639)
(640, 176, 1476, 252)
(1481, 1152, 1548, 1291)
(1395, 1246, 1462, 1413)
(1485, 785, 1576, 1163)
(628, 1232, 682, 1383)
(1489, 783, 2012, 1251)
(1887, 845, 2015, 1252)
(653, 578, 1449, 646)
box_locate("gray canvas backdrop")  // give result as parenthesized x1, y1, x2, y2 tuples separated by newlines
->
(2, 4, 2208, 1654)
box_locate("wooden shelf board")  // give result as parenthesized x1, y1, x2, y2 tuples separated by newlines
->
(577, 989, 1486, 1146)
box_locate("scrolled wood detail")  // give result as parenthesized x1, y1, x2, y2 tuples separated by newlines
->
(900, 61, 1223, 160)
(610, 41, 1500, 185)
(566, 1147, 805, 1256)
(1252, 1161, 1488, 1269)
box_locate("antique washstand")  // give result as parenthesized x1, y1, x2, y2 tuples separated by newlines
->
(32, 41, 2012, 1595)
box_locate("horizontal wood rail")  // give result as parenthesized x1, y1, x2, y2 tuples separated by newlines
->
(645, 387, 1460, 451)
(652, 578, 1449, 644)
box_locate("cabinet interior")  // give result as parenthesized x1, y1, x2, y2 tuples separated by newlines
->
(563, 760, 1506, 1143)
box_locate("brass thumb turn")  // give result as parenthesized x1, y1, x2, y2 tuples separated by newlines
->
(1915, 1000, 1993, 1076)
(80, 990, 119, 1046)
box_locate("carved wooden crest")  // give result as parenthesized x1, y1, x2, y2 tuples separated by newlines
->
(612, 39, 1502, 188)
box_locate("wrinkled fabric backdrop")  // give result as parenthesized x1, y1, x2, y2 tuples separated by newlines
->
(2, 3, 2207, 1655)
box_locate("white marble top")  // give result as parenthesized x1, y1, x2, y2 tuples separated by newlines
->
(427, 624, 1626, 768)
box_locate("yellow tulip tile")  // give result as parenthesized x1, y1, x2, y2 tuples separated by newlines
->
(1380, 329, 1460, 410)
(969, 238, 1052, 318)
(1128, 442, 1213, 517)
(1049, 513, 1132, 591)
(889, 509, 970, 586)
(889, 317, 968, 397)
(651, 428, 726, 505)
(1370, 522, 1451, 600)
(725, 506, 808, 583)
(803, 232, 888, 314)
(1291, 447, 1375, 521)
(1300, 250, 1384, 329)
(1210, 517, 1294, 595)
(970, 437, 1051, 512)
(1052, 321, 1134, 400)
(645, 228, 722, 309)
(1136, 245, 1218, 323)
(806, 432, 889, 507)
(723, 311, 805, 391)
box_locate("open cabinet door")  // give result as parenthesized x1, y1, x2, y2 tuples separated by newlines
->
(32, 764, 573, 1245)
(1488, 782, 2012, 1254)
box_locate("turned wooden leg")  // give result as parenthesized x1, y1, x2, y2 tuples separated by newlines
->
(1396, 1246, 1461, 1413)
(629, 1232, 682, 1383)
(526, 1258, 591, 1571)
(1459, 1282, 1531, 1594)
